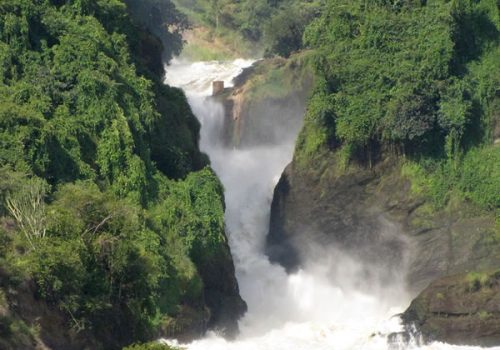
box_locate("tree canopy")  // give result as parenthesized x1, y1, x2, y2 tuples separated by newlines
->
(296, 0, 499, 211)
(0, 0, 235, 348)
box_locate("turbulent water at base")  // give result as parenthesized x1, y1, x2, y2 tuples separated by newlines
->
(164, 59, 487, 350)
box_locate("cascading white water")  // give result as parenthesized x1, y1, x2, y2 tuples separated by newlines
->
(164, 59, 489, 350)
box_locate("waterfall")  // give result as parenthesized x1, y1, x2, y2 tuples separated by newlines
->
(164, 59, 489, 350)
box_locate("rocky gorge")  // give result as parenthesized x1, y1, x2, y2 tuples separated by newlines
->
(0, 0, 498, 349)
(213, 52, 500, 346)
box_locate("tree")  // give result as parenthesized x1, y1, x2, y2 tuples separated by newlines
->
(211, 0, 221, 30)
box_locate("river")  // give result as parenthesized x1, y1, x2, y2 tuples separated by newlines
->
(164, 59, 490, 350)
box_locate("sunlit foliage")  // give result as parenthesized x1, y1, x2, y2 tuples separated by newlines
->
(297, 0, 499, 211)
(0, 0, 228, 347)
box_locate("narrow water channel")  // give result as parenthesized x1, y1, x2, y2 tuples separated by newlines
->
(164, 59, 487, 350)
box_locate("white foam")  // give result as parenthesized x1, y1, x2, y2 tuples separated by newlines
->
(163, 60, 496, 350)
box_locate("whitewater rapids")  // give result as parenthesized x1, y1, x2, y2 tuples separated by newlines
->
(164, 59, 493, 350)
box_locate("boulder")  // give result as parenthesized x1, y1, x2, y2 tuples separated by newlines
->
(402, 271, 500, 347)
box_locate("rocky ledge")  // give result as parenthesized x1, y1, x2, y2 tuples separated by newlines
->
(403, 270, 500, 347)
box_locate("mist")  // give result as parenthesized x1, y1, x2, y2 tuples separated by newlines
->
(164, 59, 484, 350)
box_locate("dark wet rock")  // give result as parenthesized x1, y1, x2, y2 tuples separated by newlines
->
(267, 156, 414, 285)
(402, 271, 500, 346)
(195, 242, 247, 339)
(266, 152, 500, 294)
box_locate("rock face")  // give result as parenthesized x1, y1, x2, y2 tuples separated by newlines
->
(268, 157, 412, 283)
(0, 277, 101, 350)
(217, 56, 313, 148)
(196, 241, 247, 339)
(402, 271, 500, 346)
(267, 154, 500, 294)
(267, 148, 500, 344)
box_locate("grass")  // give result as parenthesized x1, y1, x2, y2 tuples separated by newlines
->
(466, 271, 493, 291)
(181, 42, 235, 61)
(294, 122, 329, 167)
(249, 68, 291, 99)
(178, 25, 258, 61)
(172, 0, 262, 58)
(478, 310, 493, 320)
(400, 145, 500, 213)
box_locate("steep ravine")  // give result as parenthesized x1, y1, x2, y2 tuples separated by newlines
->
(176, 32, 500, 349)
(161, 55, 500, 349)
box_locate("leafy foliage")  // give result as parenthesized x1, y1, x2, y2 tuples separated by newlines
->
(6, 177, 48, 249)
(124, 0, 188, 62)
(0, 0, 231, 348)
(172, 0, 323, 56)
(296, 0, 499, 212)
(0, 0, 204, 190)
(263, 1, 322, 57)
(27, 177, 226, 343)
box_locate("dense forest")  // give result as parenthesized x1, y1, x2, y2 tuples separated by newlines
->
(172, 0, 323, 57)
(0, 1, 244, 349)
(295, 0, 499, 212)
(0, 0, 498, 348)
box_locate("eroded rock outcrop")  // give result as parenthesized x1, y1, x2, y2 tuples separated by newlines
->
(266, 144, 500, 344)
(215, 56, 313, 148)
(402, 270, 500, 347)
(268, 152, 500, 294)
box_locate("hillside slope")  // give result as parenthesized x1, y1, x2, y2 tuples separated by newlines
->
(0, 1, 245, 349)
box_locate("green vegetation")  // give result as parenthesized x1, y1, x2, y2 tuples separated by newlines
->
(181, 38, 236, 61)
(466, 270, 500, 291)
(123, 341, 182, 350)
(124, 0, 188, 62)
(175, 25, 241, 61)
(401, 146, 499, 211)
(296, 0, 499, 215)
(172, 0, 323, 57)
(244, 52, 313, 101)
(263, 1, 321, 57)
(0, 0, 497, 347)
(0, 0, 235, 348)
